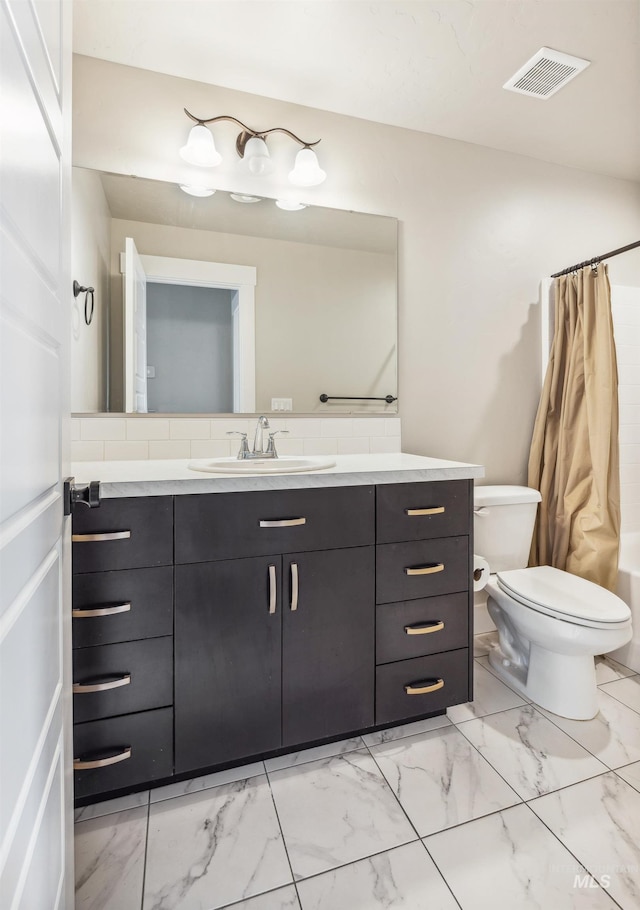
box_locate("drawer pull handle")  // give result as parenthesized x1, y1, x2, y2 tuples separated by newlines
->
(72, 602, 132, 619)
(73, 747, 132, 770)
(290, 562, 299, 611)
(404, 621, 445, 635)
(405, 507, 445, 516)
(405, 678, 445, 696)
(405, 563, 445, 576)
(259, 518, 306, 528)
(72, 531, 131, 543)
(268, 564, 277, 614)
(73, 673, 131, 694)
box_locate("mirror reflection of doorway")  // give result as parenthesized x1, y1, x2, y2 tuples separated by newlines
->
(146, 283, 235, 413)
(120, 243, 257, 413)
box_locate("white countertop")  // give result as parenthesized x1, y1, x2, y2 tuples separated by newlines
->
(72, 453, 484, 498)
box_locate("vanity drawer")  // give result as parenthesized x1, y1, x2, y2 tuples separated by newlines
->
(376, 536, 470, 604)
(376, 481, 471, 544)
(72, 636, 173, 724)
(375, 649, 469, 725)
(72, 566, 173, 648)
(72, 496, 173, 574)
(175, 486, 375, 563)
(73, 707, 173, 803)
(376, 593, 469, 664)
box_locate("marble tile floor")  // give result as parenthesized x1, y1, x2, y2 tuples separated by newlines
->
(75, 634, 640, 910)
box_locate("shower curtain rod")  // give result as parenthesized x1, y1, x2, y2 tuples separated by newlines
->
(550, 239, 640, 278)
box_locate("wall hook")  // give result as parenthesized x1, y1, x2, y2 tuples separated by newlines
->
(73, 280, 95, 325)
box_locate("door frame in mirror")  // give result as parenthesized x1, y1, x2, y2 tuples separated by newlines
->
(119, 252, 257, 413)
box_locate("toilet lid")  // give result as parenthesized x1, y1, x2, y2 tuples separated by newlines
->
(496, 566, 631, 625)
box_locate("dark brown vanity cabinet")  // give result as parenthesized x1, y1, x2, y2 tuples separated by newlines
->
(71, 497, 174, 802)
(173, 487, 376, 773)
(374, 481, 473, 725)
(71, 478, 473, 805)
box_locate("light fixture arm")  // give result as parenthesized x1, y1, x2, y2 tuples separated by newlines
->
(183, 108, 321, 157)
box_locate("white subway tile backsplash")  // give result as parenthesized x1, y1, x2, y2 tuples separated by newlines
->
(320, 419, 354, 438)
(286, 418, 322, 437)
(619, 405, 640, 426)
(622, 502, 640, 534)
(303, 437, 339, 456)
(370, 436, 402, 454)
(190, 439, 232, 458)
(71, 440, 104, 461)
(620, 463, 640, 484)
(149, 440, 191, 460)
(615, 345, 640, 366)
(337, 437, 371, 455)
(71, 416, 403, 461)
(81, 418, 126, 441)
(104, 441, 149, 460)
(620, 444, 640, 466)
(170, 419, 210, 440)
(210, 419, 250, 439)
(352, 418, 386, 437)
(126, 419, 171, 440)
(618, 366, 640, 386)
(619, 387, 640, 406)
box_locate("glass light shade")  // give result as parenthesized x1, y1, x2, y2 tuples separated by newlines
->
(243, 136, 273, 176)
(275, 200, 307, 211)
(288, 148, 326, 186)
(230, 194, 262, 204)
(179, 124, 222, 167)
(179, 185, 216, 197)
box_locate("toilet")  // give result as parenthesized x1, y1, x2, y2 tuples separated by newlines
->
(474, 485, 632, 720)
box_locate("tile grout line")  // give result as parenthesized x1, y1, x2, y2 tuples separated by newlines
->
(415, 838, 463, 910)
(263, 763, 304, 908)
(139, 791, 151, 910)
(523, 799, 627, 910)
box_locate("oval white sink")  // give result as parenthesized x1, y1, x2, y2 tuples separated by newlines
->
(188, 456, 336, 475)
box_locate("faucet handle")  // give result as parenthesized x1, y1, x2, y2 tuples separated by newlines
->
(226, 431, 249, 459)
(266, 430, 289, 457)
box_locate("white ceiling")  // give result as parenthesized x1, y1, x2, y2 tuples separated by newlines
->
(73, 0, 640, 181)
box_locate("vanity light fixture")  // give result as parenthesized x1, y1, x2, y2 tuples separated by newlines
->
(180, 109, 327, 186)
(230, 193, 262, 204)
(179, 185, 216, 197)
(275, 200, 307, 211)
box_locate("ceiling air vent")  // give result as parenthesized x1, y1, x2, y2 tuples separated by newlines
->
(503, 47, 590, 99)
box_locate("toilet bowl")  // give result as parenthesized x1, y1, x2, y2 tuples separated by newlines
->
(474, 486, 633, 720)
(485, 565, 631, 720)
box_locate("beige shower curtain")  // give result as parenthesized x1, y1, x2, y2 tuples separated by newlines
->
(528, 264, 620, 591)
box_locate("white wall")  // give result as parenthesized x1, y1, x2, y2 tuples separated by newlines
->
(612, 285, 640, 534)
(72, 55, 640, 480)
(71, 167, 111, 411)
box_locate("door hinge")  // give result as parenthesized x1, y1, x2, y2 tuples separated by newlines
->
(64, 478, 101, 516)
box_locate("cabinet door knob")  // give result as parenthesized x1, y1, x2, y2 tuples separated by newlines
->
(404, 621, 445, 635)
(404, 507, 445, 516)
(404, 563, 445, 576)
(290, 562, 299, 611)
(72, 673, 131, 694)
(268, 564, 277, 614)
(404, 678, 445, 695)
(72, 602, 131, 619)
(73, 747, 132, 770)
(72, 531, 131, 543)
(259, 518, 306, 528)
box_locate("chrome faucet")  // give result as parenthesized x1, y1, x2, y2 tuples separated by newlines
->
(227, 416, 288, 460)
(253, 415, 270, 455)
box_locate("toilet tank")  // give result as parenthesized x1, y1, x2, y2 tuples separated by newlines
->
(474, 485, 542, 573)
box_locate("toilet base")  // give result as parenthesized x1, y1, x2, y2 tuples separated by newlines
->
(488, 643, 599, 720)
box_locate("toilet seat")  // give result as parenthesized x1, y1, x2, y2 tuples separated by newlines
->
(495, 565, 631, 629)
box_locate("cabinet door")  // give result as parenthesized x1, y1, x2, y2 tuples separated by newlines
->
(282, 547, 375, 746)
(175, 556, 282, 772)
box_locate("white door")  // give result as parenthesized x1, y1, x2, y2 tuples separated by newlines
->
(123, 237, 148, 412)
(0, 0, 73, 908)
